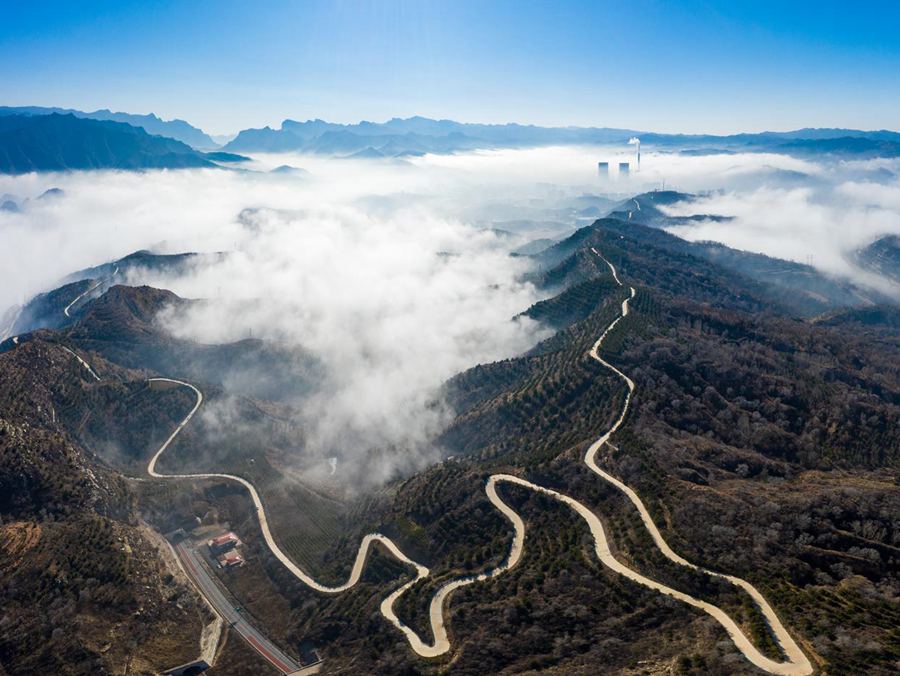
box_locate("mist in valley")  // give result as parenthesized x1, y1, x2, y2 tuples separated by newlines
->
(2, 146, 899, 488)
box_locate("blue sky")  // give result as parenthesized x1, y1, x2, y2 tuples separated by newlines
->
(1, 0, 898, 135)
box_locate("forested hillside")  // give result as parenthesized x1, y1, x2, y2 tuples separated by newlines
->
(1, 215, 897, 674)
(0, 340, 206, 674)
(196, 219, 899, 674)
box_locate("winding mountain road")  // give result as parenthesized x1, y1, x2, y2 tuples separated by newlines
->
(61, 345, 101, 381)
(145, 251, 813, 674)
(63, 266, 119, 318)
(63, 280, 103, 318)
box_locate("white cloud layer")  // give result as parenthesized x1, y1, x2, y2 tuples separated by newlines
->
(2, 146, 899, 485)
(0, 157, 561, 486)
(156, 203, 548, 485)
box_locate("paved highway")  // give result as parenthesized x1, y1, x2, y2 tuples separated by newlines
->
(174, 540, 307, 675)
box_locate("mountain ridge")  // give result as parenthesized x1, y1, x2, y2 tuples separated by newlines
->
(2, 213, 898, 673)
(0, 105, 217, 149)
(0, 114, 247, 173)
(224, 115, 900, 157)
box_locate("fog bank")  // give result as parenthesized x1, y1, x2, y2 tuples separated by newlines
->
(2, 145, 899, 485)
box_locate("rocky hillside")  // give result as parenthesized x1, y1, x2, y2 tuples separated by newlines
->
(3, 216, 898, 674)
(147, 218, 898, 674)
(854, 234, 900, 284)
(0, 339, 206, 674)
(598, 198, 894, 314)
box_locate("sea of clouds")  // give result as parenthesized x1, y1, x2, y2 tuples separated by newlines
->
(1, 146, 898, 485)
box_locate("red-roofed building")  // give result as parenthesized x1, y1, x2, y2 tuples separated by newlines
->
(217, 551, 245, 568)
(207, 532, 240, 555)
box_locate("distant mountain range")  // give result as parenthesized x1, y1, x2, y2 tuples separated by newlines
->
(223, 116, 642, 155)
(0, 114, 247, 173)
(0, 105, 217, 149)
(222, 115, 900, 158)
(774, 136, 900, 158)
(2, 105, 900, 170)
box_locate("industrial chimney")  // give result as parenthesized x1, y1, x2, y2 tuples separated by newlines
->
(628, 137, 641, 171)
